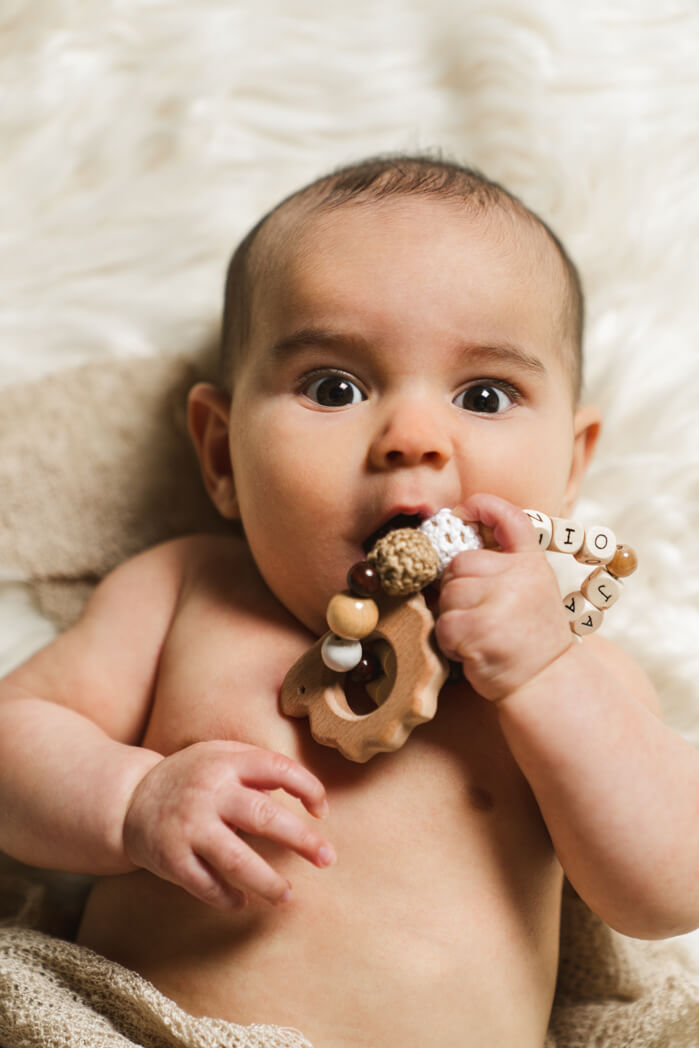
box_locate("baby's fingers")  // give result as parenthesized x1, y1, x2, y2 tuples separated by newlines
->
(220, 789, 336, 873)
(232, 747, 329, 819)
(456, 493, 541, 555)
(191, 830, 292, 908)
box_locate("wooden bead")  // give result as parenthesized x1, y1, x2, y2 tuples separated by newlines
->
(575, 525, 616, 566)
(326, 592, 380, 640)
(523, 509, 553, 549)
(320, 634, 363, 672)
(581, 567, 623, 610)
(347, 560, 381, 597)
(606, 544, 638, 578)
(562, 590, 585, 621)
(549, 517, 585, 555)
(566, 595, 604, 636)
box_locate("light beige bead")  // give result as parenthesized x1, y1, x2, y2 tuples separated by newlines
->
(575, 525, 617, 565)
(582, 567, 623, 610)
(524, 509, 553, 549)
(562, 590, 585, 621)
(326, 592, 380, 640)
(549, 517, 585, 555)
(571, 597, 604, 636)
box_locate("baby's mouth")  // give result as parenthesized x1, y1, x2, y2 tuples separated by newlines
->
(362, 513, 425, 555)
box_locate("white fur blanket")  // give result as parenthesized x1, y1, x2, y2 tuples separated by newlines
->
(1, 0, 698, 1039)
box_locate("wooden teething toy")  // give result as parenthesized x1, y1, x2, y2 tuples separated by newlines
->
(281, 508, 637, 762)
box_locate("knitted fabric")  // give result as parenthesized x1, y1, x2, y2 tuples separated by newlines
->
(418, 508, 484, 575)
(0, 926, 312, 1048)
(367, 528, 439, 595)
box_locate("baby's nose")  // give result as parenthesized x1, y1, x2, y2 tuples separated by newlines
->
(368, 401, 452, 470)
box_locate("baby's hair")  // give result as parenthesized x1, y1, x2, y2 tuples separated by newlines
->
(219, 153, 584, 400)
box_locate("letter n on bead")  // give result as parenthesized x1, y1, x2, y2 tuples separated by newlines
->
(524, 509, 553, 549)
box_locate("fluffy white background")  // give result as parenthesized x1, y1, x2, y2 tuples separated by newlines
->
(1, 0, 697, 954)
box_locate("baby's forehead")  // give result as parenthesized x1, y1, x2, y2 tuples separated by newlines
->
(257, 194, 556, 283)
(252, 194, 567, 315)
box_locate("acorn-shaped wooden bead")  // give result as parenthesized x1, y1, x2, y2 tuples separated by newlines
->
(326, 592, 380, 640)
(606, 544, 638, 578)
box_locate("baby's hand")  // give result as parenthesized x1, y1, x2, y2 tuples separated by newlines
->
(435, 494, 574, 702)
(123, 740, 334, 910)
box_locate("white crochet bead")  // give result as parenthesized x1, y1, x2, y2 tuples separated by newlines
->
(419, 508, 483, 576)
(321, 633, 363, 672)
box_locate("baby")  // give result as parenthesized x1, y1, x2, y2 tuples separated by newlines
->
(1, 155, 698, 1048)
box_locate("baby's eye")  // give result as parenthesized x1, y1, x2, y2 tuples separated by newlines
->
(453, 383, 517, 414)
(302, 373, 366, 408)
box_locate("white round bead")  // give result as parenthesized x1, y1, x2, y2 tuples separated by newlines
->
(321, 633, 363, 673)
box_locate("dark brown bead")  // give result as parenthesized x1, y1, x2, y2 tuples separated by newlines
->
(347, 560, 381, 597)
(349, 653, 382, 685)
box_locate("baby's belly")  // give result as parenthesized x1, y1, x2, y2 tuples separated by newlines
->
(78, 729, 563, 1048)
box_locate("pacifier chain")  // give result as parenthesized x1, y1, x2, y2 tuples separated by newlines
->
(280, 508, 637, 762)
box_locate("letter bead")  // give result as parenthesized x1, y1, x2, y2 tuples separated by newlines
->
(549, 517, 585, 555)
(570, 598, 604, 637)
(321, 634, 363, 672)
(326, 592, 380, 639)
(575, 525, 616, 565)
(524, 509, 553, 549)
(562, 590, 585, 621)
(582, 568, 623, 610)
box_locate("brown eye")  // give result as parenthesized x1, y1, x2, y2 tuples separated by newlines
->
(454, 384, 514, 414)
(305, 374, 365, 407)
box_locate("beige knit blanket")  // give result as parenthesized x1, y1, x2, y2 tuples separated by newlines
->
(1, 357, 698, 1046)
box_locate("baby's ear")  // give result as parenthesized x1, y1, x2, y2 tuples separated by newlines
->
(562, 404, 602, 515)
(187, 382, 239, 519)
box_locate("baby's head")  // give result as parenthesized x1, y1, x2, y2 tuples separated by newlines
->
(189, 154, 600, 632)
(218, 154, 585, 401)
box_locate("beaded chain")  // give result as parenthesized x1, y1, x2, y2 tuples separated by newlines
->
(319, 507, 638, 678)
(280, 508, 638, 761)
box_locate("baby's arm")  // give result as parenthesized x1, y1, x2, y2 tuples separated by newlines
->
(437, 494, 699, 940)
(0, 539, 333, 908)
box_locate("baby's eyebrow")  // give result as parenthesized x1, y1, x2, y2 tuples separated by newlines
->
(268, 327, 370, 358)
(456, 341, 547, 378)
(268, 327, 547, 378)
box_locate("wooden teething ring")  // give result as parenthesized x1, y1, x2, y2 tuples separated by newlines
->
(280, 508, 637, 763)
(280, 591, 448, 763)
